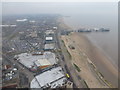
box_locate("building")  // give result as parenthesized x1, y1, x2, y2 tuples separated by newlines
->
(2, 64, 19, 88)
(45, 30, 54, 35)
(53, 27, 57, 30)
(45, 37, 53, 41)
(44, 52, 58, 65)
(2, 83, 18, 88)
(0, 25, 17, 27)
(61, 30, 72, 35)
(30, 31, 38, 38)
(16, 19, 27, 22)
(30, 67, 68, 89)
(44, 43, 55, 51)
(34, 59, 52, 69)
(14, 52, 58, 71)
(32, 52, 43, 55)
(45, 36, 54, 44)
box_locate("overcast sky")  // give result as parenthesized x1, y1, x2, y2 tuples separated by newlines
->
(1, 0, 119, 2)
(2, 2, 118, 16)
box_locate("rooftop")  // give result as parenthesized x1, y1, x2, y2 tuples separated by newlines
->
(44, 43, 55, 50)
(34, 59, 51, 67)
(45, 37, 53, 41)
(15, 52, 57, 69)
(16, 19, 27, 22)
(45, 30, 54, 35)
(30, 67, 67, 88)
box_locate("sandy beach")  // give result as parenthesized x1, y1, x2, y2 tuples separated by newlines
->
(61, 33, 118, 88)
(76, 33, 118, 87)
(58, 17, 118, 87)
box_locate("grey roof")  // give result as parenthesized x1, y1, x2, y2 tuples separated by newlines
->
(44, 43, 55, 50)
(45, 30, 54, 35)
(15, 52, 57, 69)
(30, 67, 67, 88)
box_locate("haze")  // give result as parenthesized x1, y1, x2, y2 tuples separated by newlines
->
(2, 2, 117, 16)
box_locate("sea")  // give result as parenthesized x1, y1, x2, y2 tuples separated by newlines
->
(62, 2, 118, 69)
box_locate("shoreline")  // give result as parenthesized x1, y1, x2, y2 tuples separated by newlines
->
(61, 35, 108, 88)
(58, 17, 118, 87)
(85, 34, 118, 70)
(71, 33, 118, 87)
(63, 16, 118, 69)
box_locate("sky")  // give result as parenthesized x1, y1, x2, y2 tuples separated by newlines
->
(2, 2, 118, 16)
(1, 0, 119, 2)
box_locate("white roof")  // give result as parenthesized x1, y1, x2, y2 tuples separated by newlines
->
(45, 30, 54, 35)
(30, 67, 67, 88)
(0, 25, 17, 27)
(34, 59, 51, 67)
(16, 52, 57, 69)
(44, 52, 57, 65)
(53, 27, 57, 29)
(16, 19, 27, 22)
(45, 37, 53, 41)
(44, 43, 55, 50)
(29, 20, 35, 23)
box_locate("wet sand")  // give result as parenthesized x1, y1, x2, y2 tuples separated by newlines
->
(69, 33, 118, 87)
(58, 17, 118, 87)
(61, 35, 108, 88)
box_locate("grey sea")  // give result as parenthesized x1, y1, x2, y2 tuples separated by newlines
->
(63, 2, 118, 69)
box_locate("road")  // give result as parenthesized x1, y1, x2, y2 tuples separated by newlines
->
(2, 53, 34, 87)
(2, 17, 84, 88)
(54, 28, 84, 88)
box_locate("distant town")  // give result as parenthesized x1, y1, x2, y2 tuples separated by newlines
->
(1, 14, 75, 89)
(1, 14, 116, 89)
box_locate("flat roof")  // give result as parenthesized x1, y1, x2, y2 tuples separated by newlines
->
(44, 52, 58, 65)
(45, 37, 53, 41)
(45, 30, 54, 35)
(44, 43, 55, 50)
(34, 59, 51, 67)
(15, 52, 57, 69)
(16, 19, 27, 22)
(30, 67, 67, 88)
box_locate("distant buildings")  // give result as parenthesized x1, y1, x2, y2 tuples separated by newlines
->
(29, 28, 73, 89)
(29, 31, 38, 38)
(61, 30, 72, 35)
(44, 30, 55, 51)
(16, 19, 27, 22)
(12, 26, 73, 89)
(0, 25, 17, 27)
(29, 20, 35, 23)
(3, 15, 74, 89)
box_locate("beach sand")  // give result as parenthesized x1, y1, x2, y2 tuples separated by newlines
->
(58, 17, 118, 87)
(69, 33, 118, 87)
(61, 35, 107, 88)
